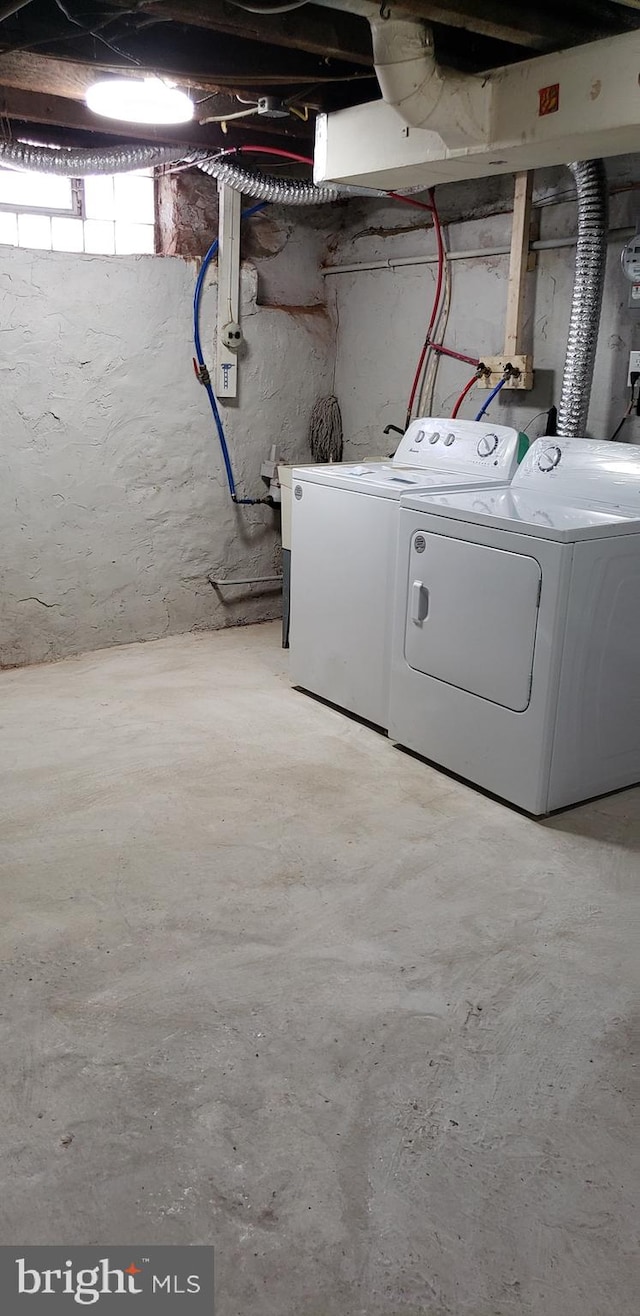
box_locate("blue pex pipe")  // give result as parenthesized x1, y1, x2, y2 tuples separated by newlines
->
(474, 375, 506, 422)
(193, 201, 267, 504)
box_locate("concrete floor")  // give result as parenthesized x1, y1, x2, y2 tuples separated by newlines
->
(0, 621, 638, 1316)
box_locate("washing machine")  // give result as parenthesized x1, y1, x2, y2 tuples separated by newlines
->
(389, 436, 640, 814)
(290, 419, 528, 729)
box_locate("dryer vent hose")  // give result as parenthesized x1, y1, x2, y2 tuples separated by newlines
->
(0, 140, 341, 204)
(557, 160, 609, 437)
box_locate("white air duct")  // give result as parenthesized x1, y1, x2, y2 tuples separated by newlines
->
(369, 15, 489, 147)
(314, 26, 640, 191)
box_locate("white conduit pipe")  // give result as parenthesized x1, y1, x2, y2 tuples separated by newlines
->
(209, 575, 282, 586)
(320, 228, 633, 277)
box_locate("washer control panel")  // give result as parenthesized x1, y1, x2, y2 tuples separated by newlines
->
(513, 436, 640, 504)
(393, 417, 528, 477)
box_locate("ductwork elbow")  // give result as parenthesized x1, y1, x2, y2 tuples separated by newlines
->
(370, 16, 489, 147)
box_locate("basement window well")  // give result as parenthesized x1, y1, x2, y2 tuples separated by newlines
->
(0, 168, 155, 255)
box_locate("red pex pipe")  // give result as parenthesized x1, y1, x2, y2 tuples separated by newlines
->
(387, 191, 434, 212)
(405, 188, 445, 425)
(451, 371, 481, 419)
(430, 343, 480, 367)
(228, 145, 315, 166)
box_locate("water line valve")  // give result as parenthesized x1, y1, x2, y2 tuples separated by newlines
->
(260, 444, 282, 504)
(478, 354, 533, 390)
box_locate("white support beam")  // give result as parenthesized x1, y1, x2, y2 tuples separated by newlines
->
(216, 183, 242, 401)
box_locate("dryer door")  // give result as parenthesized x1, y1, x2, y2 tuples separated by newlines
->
(404, 531, 541, 712)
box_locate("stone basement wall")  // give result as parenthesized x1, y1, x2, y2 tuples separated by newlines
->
(327, 155, 640, 459)
(0, 191, 334, 667)
(6, 154, 637, 667)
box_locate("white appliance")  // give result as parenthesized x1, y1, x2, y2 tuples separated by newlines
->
(278, 463, 319, 649)
(290, 419, 528, 729)
(389, 436, 640, 815)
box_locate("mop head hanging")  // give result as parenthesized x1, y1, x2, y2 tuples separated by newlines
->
(308, 395, 343, 464)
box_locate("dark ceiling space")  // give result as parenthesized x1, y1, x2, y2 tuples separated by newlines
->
(0, 0, 639, 161)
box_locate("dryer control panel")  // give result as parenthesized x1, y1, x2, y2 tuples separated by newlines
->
(393, 418, 528, 478)
(513, 437, 640, 508)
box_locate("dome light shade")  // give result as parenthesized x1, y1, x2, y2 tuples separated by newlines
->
(85, 77, 194, 126)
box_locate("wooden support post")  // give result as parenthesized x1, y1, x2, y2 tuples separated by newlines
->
(216, 183, 242, 402)
(504, 170, 533, 358)
(478, 170, 534, 389)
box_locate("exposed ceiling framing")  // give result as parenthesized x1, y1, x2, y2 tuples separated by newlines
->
(0, 1, 638, 166)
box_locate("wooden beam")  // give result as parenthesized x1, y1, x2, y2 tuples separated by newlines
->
(105, 0, 576, 54)
(0, 54, 312, 139)
(0, 51, 309, 111)
(0, 84, 309, 151)
(106, 0, 374, 66)
(504, 171, 533, 356)
(418, 0, 626, 48)
(400, 0, 619, 48)
(0, 0, 32, 18)
(0, 53, 96, 101)
(314, 0, 612, 51)
(479, 170, 534, 391)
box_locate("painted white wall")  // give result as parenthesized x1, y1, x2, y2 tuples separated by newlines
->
(329, 158, 640, 459)
(0, 230, 332, 667)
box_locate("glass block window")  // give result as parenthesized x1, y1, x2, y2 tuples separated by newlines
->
(0, 167, 155, 255)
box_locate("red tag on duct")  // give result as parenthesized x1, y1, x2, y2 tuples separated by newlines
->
(538, 83, 560, 116)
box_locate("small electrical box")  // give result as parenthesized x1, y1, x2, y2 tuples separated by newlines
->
(621, 229, 640, 310)
(628, 351, 640, 386)
(221, 322, 243, 351)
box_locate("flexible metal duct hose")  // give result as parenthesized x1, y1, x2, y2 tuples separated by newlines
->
(0, 140, 185, 174)
(557, 160, 608, 437)
(192, 153, 340, 204)
(0, 139, 341, 203)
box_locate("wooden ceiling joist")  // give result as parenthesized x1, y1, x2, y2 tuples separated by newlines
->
(105, 0, 374, 67)
(0, 83, 308, 150)
(0, 0, 638, 152)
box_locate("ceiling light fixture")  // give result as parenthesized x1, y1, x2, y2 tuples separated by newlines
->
(85, 77, 194, 126)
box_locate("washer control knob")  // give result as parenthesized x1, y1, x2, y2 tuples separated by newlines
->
(429, 431, 440, 444)
(414, 428, 425, 443)
(538, 444, 562, 472)
(477, 433, 499, 457)
(444, 432, 456, 446)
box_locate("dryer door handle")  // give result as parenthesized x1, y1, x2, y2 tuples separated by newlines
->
(411, 580, 429, 624)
